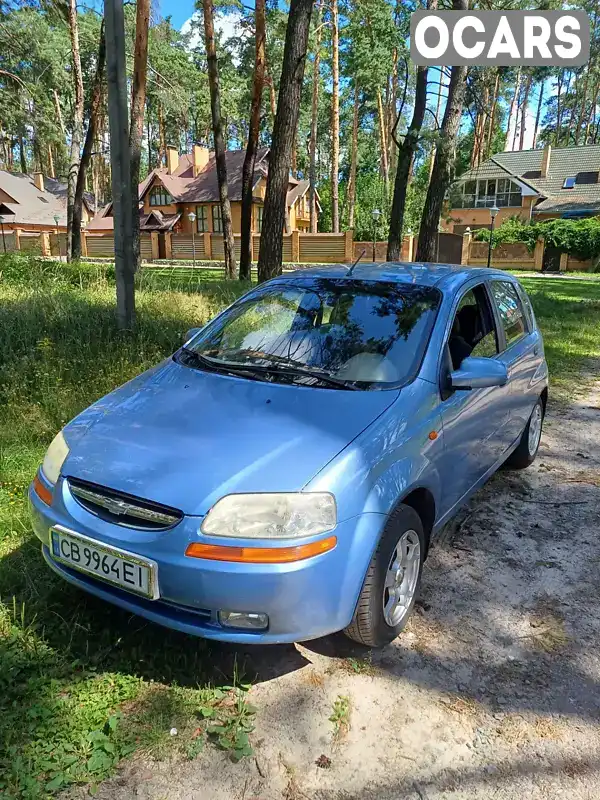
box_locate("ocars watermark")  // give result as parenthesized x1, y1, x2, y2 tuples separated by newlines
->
(410, 11, 589, 66)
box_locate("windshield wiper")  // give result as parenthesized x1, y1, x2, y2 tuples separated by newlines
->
(176, 348, 272, 381)
(249, 363, 360, 390)
(177, 348, 359, 390)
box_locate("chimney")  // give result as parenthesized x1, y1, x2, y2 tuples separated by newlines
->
(33, 172, 45, 192)
(192, 143, 209, 177)
(540, 144, 551, 178)
(166, 145, 179, 175)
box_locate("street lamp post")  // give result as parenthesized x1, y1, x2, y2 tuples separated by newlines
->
(372, 208, 381, 262)
(187, 211, 197, 269)
(486, 205, 499, 269)
(0, 215, 5, 253)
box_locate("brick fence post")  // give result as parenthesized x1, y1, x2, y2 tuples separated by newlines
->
(203, 231, 212, 260)
(291, 230, 300, 262)
(150, 231, 159, 260)
(40, 231, 50, 256)
(461, 230, 472, 265)
(559, 252, 568, 272)
(164, 232, 172, 259)
(533, 237, 544, 271)
(344, 229, 353, 262)
(14, 228, 21, 251)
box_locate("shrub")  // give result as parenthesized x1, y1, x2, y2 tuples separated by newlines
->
(473, 216, 600, 263)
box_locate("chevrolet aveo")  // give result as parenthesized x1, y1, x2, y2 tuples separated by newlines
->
(29, 264, 548, 647)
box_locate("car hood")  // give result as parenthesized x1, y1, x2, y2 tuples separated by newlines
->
(62, 359, 399, 516)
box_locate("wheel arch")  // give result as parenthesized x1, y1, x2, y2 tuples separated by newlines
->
(395, 486, 436, 558)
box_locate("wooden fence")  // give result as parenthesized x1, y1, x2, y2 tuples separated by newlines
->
(167, 230, 352, 263)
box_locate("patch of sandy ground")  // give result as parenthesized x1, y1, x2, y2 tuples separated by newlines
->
(71, 381, 600, 800)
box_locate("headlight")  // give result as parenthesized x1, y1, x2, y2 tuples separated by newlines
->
(201, 493, 336, 539)
(41, 430, 70, 484)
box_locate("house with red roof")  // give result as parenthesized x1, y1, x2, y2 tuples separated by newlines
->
(87, 145, 318, 236)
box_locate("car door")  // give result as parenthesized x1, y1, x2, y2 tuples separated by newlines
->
(489, 279, 544, 445)
(437, 281, 509, 517)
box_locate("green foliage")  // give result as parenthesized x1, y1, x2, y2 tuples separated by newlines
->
(0, 269, 256, 798)
(474, 217, 600, 263)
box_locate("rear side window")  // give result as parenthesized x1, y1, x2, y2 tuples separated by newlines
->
(517, 284, 536, 331)
(490, 281, 528, 348)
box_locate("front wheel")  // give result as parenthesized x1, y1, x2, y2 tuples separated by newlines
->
(506, 396, 544, 470)
(344, 505, 424, 648)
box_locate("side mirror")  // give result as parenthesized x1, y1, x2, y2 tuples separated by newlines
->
(183, 327, 201, 344)
(450, 356, 508, 390)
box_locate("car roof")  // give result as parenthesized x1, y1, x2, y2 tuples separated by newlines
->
(279, 262, 516, 291)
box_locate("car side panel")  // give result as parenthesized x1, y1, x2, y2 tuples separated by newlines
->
(305, 378, 444, 524)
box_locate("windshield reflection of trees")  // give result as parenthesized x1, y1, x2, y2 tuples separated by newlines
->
(197, 279, 440, 383)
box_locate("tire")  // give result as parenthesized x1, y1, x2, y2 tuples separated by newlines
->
(344, 505, 424, 648)
(506, 396, 544, 470)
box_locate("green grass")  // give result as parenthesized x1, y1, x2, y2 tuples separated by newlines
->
(516, 276, 600, 395)
(0, 255, 253, 799)
(1, 254, 599, 797)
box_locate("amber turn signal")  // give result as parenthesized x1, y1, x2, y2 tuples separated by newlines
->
(33, 473, 53, 506)
(185, 535, 337, 563)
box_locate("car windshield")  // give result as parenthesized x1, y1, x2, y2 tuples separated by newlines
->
(182, 278, 441, 389)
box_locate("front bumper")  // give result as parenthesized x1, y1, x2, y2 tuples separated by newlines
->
(29, 476, 385, 644)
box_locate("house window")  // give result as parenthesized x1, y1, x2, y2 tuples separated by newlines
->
(455, 178, 521, 209)
(149, 185, 173, 206)
(212, 204, 222, 233)
(257, 206, 263, 233)
(563, 176, 576, 189)
(196, 206, 208, 232)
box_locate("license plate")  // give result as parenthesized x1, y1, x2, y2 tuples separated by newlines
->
(50, 526, 159, 599)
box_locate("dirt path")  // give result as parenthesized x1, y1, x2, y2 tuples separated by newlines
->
(78, 383, 600, 800)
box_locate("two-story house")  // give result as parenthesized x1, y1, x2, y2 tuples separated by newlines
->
(446, 144, 600, 234)
(88, 145, 317, 235)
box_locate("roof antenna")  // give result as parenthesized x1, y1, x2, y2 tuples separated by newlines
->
(346, 249, 366, 276)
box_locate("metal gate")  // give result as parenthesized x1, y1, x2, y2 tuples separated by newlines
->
(542, 244, 561, 272)
(436, 233, 463, 265)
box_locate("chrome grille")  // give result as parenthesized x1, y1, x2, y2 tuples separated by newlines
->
(67, 478, 183, 530)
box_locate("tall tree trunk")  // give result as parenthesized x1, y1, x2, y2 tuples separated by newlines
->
(347, 82, 360, 232)
(157, 101, 166, 166)
(519, 73, 532, 150)
(387, 66, 427, 261)
(330, 0, 340, 232)
(309, 0, 322, 233)
(554, 69, 564, 146)
(47, 142, 55, 178)
(389, 45, 399, 177)
(511, 76, 522, 150)
(532, 79, 545, 149)
(240, 0, 266, 280)
(267, 69, 277, 121)
(53, 89, 66, 138)
(129, 0, 150, 271)
(376, 89, 389, 196)
(504, 68, 521, 150)
(416, 0, 468, 264)
(575, 69, 590, 144)
(72, 19, 106, 261)
(429, 66, 445, 181)
(485, 70, 500, 158)
(203, 0, 237, 278)
(257, 0, 313, 281)
(105, 0, 136, 329)
(584, 80, 600, 144)
(66, 0, 84, 262)
(18, 132, 26, 172)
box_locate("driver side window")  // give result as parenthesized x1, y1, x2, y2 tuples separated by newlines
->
(448, 285, 499, 371)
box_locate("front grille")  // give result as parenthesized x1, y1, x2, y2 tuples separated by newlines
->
(67, 478, 183, 530)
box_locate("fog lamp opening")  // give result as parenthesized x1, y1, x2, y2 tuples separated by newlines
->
(218, 610, 269, 630)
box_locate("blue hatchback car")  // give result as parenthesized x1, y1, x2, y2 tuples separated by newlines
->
(30, 263, 548, 646)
